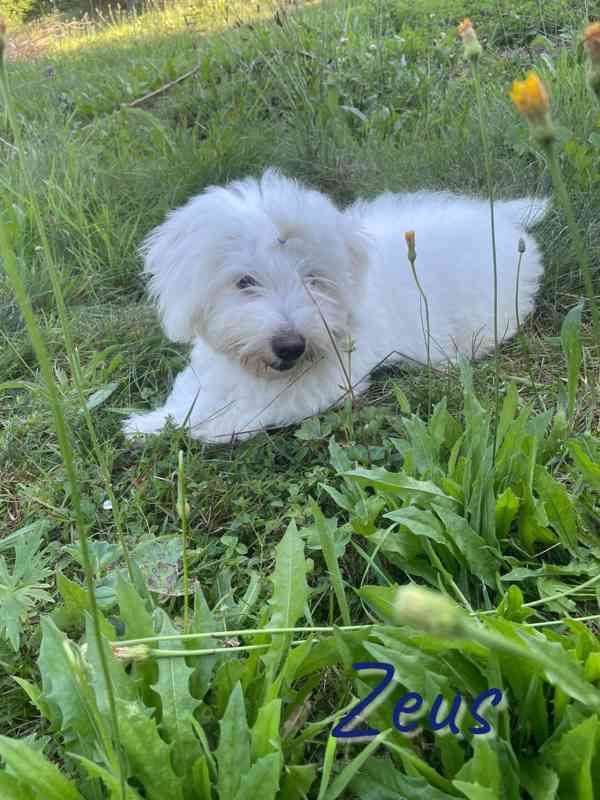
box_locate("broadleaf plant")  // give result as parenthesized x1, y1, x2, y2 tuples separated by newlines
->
(0, 526, 52, 651)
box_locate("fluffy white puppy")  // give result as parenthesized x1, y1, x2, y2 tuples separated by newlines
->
(123, 170, 546, 443)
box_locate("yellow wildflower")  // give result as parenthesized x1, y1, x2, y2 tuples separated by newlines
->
(458, 18, 482, 62)
(457, 18, 474, 36)
(583, 23, 600, 99)
(583, 22, 600, 62)
(510, 72, 549, 117)
(509, 72, 554, 146)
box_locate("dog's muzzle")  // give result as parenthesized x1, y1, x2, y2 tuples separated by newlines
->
(271, 332, 306, 371)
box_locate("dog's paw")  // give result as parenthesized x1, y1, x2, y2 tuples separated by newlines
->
(122, 410, 172, 439)
(187, 414, 256, 444)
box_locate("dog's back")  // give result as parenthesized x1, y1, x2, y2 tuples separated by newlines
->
(346, 191, 547, 365)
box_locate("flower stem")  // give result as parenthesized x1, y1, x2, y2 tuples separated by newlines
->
(544, 142, 600, 346)
(514, 240, 544, 409)
(524, 571, 600, 608)
(472, 64, 501, 463)
(117, 623, 375, 647)
(526, 613, 600, 628)
(152, 643, 278, 658)
(476, 571, 600, 615)
(408, 258, 432, 415)
(177, 450, 190, 632)
(304, 281, 354, 400)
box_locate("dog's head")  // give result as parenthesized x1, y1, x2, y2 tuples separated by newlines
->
(141, 169, 369, 376)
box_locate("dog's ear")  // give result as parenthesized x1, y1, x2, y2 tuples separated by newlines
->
(140, 187, 254, 342)
(344, 223, 370, 286)
(140, 210, 205, 342)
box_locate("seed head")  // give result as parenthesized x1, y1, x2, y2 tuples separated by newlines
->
(112, 643, 152, 662)
(458, 18, 482, 63)
(509, 72, 555, 146)
(393, 585, 467, 638)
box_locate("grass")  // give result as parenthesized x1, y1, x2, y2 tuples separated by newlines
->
(0, 0, 599, 797)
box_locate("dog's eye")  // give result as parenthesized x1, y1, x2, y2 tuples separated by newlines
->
(304, 273, 322, 285)
(237, 275, 259, 290)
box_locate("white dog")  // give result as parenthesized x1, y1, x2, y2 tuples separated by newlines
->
(123, 170, 546, 443)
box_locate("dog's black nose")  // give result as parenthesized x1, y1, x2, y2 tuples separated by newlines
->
(272, 333, 306, 362)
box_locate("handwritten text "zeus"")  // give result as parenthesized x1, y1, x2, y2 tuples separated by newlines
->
(332, 662, 504, 739)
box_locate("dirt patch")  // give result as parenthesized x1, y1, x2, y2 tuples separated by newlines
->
(4, 13, 93, 61)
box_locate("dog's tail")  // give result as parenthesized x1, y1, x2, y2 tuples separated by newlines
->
(501, 196, 550, 228)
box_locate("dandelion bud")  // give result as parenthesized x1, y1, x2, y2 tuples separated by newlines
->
(393, 585, 467, 638)
(458, 19, 482, 63)
(112, 643, 152, 662)
(341, 334, 356, 354)
(583, 23, 600, 100)
(509, 72, 555, 147)
(404, 230, 416, 263)
(518, 237, 526, 253)
(551, 406, 568, 440)
(176, 498, 190, 518)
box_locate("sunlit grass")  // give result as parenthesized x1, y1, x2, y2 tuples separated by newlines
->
(32, 1, 315, 57)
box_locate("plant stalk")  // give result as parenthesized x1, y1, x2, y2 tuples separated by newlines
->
(407, 256, 432, 415)
(117, 623, 375, 647)
(544, 142, 600, 346)
(472, 64, 501, 463)
(177, 450, 190, 632)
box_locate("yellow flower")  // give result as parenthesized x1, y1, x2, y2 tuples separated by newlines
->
(458, 17, 482, 63)
(509, 72, 554, 145)
(583, 23, 600, 99)
(457, 18, 473, 36)
(583, 22, 600, 62)
(509, 72, 549, 117)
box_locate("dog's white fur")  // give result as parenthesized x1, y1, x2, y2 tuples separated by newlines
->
(123, 170, 546, 443)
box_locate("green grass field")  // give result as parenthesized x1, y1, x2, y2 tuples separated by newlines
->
(0, 1, 599, 797)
